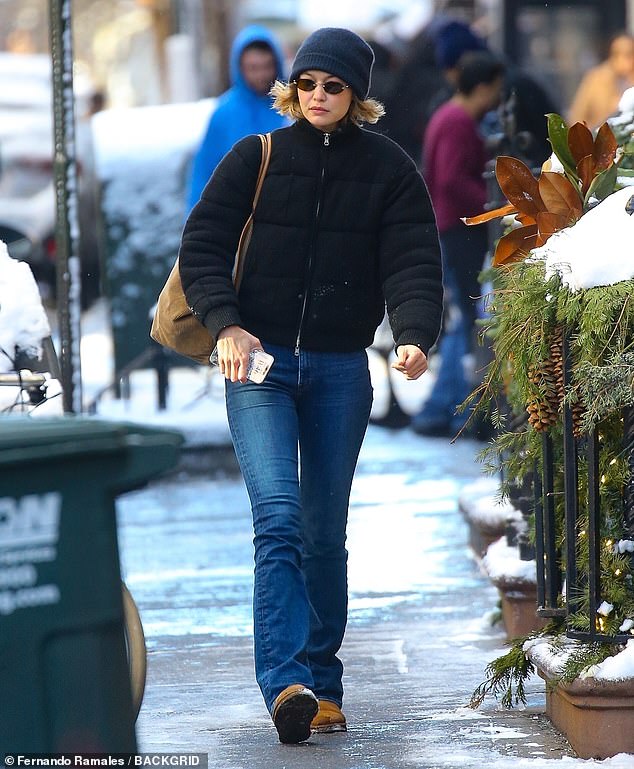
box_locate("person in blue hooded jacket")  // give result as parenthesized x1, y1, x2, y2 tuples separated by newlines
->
(187, 25, 288, 211)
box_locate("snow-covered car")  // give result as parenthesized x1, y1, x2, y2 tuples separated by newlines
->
(0, 52, 99, 303)
(0, 53, 56, 292)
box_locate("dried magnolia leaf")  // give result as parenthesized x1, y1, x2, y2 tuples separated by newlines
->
(593, 122, 619, 172)
(577, 154, 595, 196)
(495, 156, 545, 218)
(568, 122, 594, 166)
(535, 211, 568, 246)
(493, 223, 538, 266)
(462, 202, 517, 226)
(538, 171, 583, 221)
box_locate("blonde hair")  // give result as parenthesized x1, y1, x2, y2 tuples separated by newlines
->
(269, 79, 385, 126)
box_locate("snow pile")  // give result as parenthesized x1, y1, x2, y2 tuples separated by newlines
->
(526, 636, 634, 683)
(92, 99, 213, 175)
(531, 187, 634, 291)
(583, 639, 634, 681)
(463, 492, 523, 529)
(0, 240, 50, 368)
(459, 477, 500, 505)
(482, 536, 537, 584)
(524, 637, 570, 676)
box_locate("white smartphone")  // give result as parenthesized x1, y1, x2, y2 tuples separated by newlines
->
(247, 349, 275, 383)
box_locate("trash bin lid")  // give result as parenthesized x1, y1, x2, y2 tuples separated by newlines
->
(0, 416, 181, 466)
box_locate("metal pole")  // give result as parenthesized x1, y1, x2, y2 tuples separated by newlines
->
(624, 407, 634, 539)
(587, 428, 601, 639)
(542, 433, 563, 610)
(562, 333, 579, 616)
(534, 457, 547, 610)
(49, 0, 83, 414)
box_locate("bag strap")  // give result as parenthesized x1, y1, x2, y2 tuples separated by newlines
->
(232, 132, 272, 288)
(252, 133, 272, 210)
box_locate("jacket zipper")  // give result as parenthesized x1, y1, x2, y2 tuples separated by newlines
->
(294, 131, 330, 355)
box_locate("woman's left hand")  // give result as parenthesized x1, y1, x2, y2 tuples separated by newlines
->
(391, 345, 428, 380)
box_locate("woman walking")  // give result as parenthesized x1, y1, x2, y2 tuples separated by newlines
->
(179, 27, 443, 744)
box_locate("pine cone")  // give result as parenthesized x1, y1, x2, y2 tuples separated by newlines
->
(549, 325, 565, 405)
(572, 400, 585, 439)
(526, 397, 558, 431)
(526, 325, 565, 432)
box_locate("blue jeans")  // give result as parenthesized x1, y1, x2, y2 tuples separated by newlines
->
(415, 264, 471, 429)
(415, 225, 487, 429)
(225, 343, 373, 713)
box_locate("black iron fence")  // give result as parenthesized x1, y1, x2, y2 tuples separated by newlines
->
(534, 331, 633, 643)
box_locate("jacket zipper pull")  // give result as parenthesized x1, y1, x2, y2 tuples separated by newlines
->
(323, 132, 330, 147)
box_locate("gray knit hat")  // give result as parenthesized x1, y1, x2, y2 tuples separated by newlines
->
(289, 27, 375, 100)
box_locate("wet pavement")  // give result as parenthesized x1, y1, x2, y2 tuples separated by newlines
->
(115, 425, 578, 768)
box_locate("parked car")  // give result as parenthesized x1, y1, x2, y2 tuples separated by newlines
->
(0, 52, 100, 305)
(0, 54, 55, 292)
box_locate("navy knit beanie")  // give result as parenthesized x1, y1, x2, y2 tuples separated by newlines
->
(435, 21, 487, 69)
(290, 27, 375, 100)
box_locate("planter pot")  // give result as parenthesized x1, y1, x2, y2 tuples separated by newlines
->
(491, 576, 548, 639)
(482, 537, 545, 639)
(467, 517, 506, 558)
(458, 489, 521, 557)
(534, 663, 634, 759)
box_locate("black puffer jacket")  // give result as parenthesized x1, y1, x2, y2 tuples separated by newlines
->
(180, 118, 443, 355)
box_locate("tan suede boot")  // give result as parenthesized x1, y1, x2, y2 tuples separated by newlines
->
(310, 700, 347, 733)
(272, 684, 318, 744)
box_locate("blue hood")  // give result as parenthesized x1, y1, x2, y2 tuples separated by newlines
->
(230, 24, 286, 91)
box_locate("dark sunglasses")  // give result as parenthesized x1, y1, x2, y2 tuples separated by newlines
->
(294, 78, 349, 95)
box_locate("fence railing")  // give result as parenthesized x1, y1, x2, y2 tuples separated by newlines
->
(533, 331, 633, 642)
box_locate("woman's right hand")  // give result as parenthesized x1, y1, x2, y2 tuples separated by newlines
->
(216, 325, 263, 382)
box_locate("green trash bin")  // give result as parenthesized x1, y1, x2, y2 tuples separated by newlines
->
(0, 417, 183, 752)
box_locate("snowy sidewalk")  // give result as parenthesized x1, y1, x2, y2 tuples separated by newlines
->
(115, 422, 633, 768)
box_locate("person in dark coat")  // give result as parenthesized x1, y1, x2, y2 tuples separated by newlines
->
(179, 27, 443, 744)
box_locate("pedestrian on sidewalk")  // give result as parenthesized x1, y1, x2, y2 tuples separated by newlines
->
(179, 26, 443, 744)
(569, 31, 634, 130)
(186, 25, 288, 213)
(412, 50, 504, 438)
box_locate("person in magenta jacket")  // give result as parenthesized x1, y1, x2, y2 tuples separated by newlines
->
(413, 50, 504, 437)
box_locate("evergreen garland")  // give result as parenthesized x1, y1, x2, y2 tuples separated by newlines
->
(469, 630, 625, 709)
(471, 262, 634, 640)
(466, 117, 634, 704)
(469, 635, 536, 709)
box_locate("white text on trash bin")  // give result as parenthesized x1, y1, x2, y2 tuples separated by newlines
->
(0, 492, 62, 615)
(0, 492, 62, 548)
